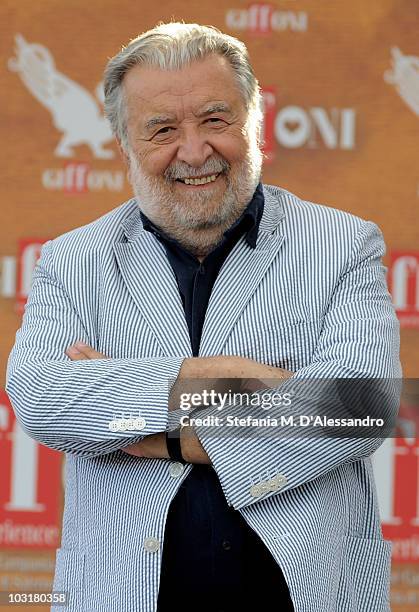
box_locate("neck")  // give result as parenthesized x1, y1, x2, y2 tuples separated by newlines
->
(149, 214, 240, 259)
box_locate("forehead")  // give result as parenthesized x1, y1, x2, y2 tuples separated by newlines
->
(122, 54, 245, 120)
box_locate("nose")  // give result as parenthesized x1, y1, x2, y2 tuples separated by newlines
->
(176, 126, 214, 168)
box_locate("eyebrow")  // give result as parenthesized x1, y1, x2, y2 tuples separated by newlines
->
(143, 115, 176, 132)
(143, 103, 232, 132)
(196, 102, 232, 117)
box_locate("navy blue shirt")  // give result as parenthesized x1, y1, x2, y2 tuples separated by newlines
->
(141, 184, 293, 612)
(140, 184, 264, 356)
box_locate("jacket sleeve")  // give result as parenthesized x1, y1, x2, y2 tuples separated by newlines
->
(194, 220, 402, 510)
(6, 240, 185, 458)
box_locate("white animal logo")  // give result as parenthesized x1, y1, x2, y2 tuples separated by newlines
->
(8, 34, 115, 159)
(384, 46, 419, 117)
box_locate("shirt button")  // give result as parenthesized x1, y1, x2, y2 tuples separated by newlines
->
(143, 537, 160, 553)
(168, 462, 185, 478)
(222, 540, 232, 551)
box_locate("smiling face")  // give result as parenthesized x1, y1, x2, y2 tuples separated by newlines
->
(120, 54, 262, 256)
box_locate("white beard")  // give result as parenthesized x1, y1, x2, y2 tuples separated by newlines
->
(128, 131, 263, 257)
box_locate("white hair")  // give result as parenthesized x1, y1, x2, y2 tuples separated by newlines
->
(103, 22, 263, 152)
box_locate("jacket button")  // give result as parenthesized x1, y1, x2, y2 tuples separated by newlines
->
(259, 481, 271, 494)
(250, 481, 273, 497)
(108, 420, 120, 432)
(249, 484, 263, 497)
(126, 418, 136, 430)
(268, 474, 287, 491)
(169, 462, 185, 478)
(143, 537, 160, 553)
(133, 417, 146, 430)
(118, 419, 129, 431)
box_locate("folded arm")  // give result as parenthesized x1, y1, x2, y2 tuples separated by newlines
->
(6, 240, 185, 458)
(193, 220, 402, 509)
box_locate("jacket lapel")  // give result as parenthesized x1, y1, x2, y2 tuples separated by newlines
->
(113, 207, 192, 357)
(199, 187, 285, 357)
(113, 186, 285, 359)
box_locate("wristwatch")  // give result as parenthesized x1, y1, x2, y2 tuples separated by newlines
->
(166, 427, 186, 463)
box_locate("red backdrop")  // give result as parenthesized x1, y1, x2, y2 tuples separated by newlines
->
(1, 1, 418, 609)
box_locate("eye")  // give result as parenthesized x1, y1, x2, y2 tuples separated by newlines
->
(206, 117, 225, 124)
(155, 126, 174, 136)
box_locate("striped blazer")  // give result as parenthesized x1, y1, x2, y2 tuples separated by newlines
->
(6, 185, 401, 612)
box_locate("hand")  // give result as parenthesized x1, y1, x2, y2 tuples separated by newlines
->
(65, 341, 171, 460)
(64, 344, 291, 465)
(122, 433, 169, 459)
(65, 341, 108, 361)
(180, 424, 211, 464)
(238, 360, 293, 394)
(171, 355, 292, 404)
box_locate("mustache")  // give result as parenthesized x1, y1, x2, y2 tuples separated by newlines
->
(164, 157, 230, 181)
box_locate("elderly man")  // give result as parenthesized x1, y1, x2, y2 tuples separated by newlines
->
(6, 22, 399, 612)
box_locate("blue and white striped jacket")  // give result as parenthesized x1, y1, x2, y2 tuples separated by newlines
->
(6, 185, 401, 612)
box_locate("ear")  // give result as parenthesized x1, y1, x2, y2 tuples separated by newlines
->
(116, 138, 133, 184)
(116, 138, 130, 168)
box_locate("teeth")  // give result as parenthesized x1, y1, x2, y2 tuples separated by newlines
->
(183, 174, 218, 185)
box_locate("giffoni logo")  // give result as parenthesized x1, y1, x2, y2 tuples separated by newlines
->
(8, 34, 115, 160)
(385, 46, 419, 117)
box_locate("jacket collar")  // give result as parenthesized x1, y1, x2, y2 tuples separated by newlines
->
(119, 184, 285, 245)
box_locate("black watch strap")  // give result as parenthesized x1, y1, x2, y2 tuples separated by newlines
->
(166, 428, 186, 463)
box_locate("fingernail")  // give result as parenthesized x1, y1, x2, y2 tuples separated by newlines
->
(75, 341, 87, 349)
(66, 346, 81, 355)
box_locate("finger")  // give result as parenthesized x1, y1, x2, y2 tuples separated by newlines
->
(66, 342, 108, 360)
(65, 346, 90, 361)
(122, 444, 145, 457)
(240, 377, 265, 392)
(75, 342, 108, 359)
